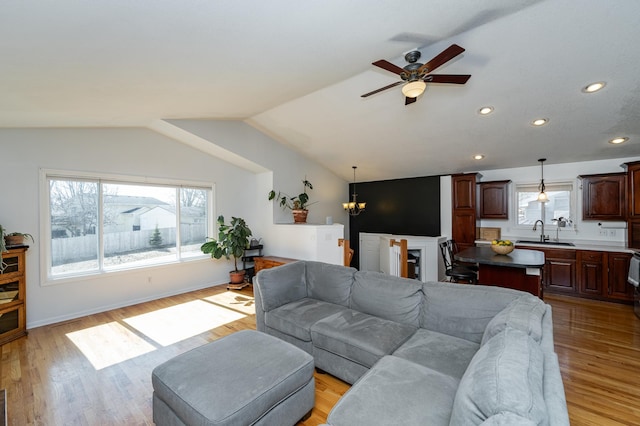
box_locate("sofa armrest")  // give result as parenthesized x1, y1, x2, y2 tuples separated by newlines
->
(254, 261, 308, 313)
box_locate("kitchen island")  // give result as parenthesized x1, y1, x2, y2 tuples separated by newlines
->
(455, 246, 545, 297)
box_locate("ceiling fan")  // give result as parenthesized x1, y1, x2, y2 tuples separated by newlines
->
(361, 44, 471, 105)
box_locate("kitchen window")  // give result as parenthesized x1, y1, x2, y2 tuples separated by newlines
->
(42, 170, 213, 282)
(515, 182, 573, 226)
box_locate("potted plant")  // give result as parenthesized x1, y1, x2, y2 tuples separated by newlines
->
(201, 215, 253, 285)
(4, 232, 34, 247)
(268, 177, 315, 223)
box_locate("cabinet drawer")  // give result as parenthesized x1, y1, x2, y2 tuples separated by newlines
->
(578, 251, 603, 262)
(545, 248, 576, 259)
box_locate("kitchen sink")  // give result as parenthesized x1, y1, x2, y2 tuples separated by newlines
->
(516, 240, 575, 246)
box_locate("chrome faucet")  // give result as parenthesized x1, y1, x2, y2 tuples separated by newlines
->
(532, 220, 548, 242)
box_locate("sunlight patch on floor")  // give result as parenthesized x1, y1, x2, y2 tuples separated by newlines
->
(203, 291, 255, 315)
(124, 299, 246, 346)
(66, 322, 156, 370)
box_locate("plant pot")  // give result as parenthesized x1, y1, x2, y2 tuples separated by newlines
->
(292, 209, 308, 223)
(4, 235, 24, 246)
(229, 270, 246, 284)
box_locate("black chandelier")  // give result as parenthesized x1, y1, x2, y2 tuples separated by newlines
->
(343, 166, 366, 216)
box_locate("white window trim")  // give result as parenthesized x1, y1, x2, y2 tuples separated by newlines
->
(39, 168, 215, 286)
(512, 180, 575, 230)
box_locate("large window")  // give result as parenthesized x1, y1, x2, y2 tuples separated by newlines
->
(44, 171, 212, 280)
(516, 182, 573, 226)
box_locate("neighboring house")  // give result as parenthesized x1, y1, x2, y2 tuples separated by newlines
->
(104, 195, 172, 233)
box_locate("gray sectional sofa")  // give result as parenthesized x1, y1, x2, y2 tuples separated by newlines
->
(254, 260, 569, 425)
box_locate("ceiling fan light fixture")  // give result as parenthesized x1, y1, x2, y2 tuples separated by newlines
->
(402, 80, 426, 98)
(583, 81, 606, 93)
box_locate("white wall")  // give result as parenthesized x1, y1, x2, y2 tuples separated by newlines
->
(474, 157, 640, 245)
(0, 124, 347, 328)
(165, 119, 350, 256)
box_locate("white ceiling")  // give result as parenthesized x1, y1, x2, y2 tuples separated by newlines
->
(2, 0, 640, 181)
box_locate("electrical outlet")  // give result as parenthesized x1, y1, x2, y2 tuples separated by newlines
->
(598, 229, 607, 237)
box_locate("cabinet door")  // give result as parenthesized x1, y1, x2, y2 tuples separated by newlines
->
(607, 252, 633, 301)
(451, 211, 476, 250)
(581, 173, 626, 221)
(545, 259, 577, 293)
(627, 162, 640, 217)
(452, 174, 476, 210)
(577, 251, 605, 297)
(478, 181, 510, 219)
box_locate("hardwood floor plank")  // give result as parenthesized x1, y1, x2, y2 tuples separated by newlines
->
(0, 286, 638, 425)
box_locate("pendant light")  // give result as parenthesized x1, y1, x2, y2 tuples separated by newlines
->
(343, 166, 366, 216)
(537, 158, 548, 202)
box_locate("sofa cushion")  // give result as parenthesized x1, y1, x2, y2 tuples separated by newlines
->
(256, 261, 307, 312)
(421, 282, 521, 343)
(481, 294, 547, 346)
(392, 328, 480, 379)
(306, 261, 356, 307)
(265, 298, 350, 341)
(351, 271, 422, 327)
(326, 355, 459, 426)
(480, 412, 538, 425)
(311, 310, 417, 368)
(450, 328, 548, 426)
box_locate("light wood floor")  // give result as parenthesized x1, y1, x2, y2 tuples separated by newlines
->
(0, 286, 638, 425)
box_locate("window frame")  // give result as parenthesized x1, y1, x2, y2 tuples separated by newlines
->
(40, 169, 215, 286)
(513, 180, 575, 230)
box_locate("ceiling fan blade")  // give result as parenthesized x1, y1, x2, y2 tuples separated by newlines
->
(361, 81, 404, 98)
(425, 74, 471, 84)
(372, 59, 406, 75)
(405, 96, 417, 105)
(418, 44, 465, 74)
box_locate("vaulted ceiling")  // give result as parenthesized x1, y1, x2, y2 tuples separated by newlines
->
(2, 0, 639, 181)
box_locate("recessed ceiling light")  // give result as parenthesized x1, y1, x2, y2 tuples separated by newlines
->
(609, 137, 629, 145)
(478, 106, 494, 115)
(531, 118, 548, 126)
(583, 81, 606, 93)
(473, 154, 485, 160)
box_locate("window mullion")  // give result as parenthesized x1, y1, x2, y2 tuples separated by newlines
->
(98, 182, 105, 272)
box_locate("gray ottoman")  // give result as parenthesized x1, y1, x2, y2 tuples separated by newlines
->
(152, 330, 315, 426)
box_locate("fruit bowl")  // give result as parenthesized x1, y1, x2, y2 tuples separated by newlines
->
(491, 240, 514, 255)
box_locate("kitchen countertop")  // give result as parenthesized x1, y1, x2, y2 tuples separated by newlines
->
(475, 239, 638, 254)
(456, 246, 545, 268)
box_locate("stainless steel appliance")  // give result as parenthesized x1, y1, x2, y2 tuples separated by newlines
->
(628, 252, 640, 319)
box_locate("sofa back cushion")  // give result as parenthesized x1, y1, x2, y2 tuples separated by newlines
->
(351, 271, 422, 327)
(481, 294, 547, 346)
(306, 261, 356, 307)
(421, 282, 521, 343)
(256, 261, 307, 312)
(450, 328, 548, 426)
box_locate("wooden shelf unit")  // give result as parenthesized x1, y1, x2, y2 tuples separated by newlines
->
(0, 246, 28, 345)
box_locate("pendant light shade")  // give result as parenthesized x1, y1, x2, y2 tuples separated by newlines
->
(537, 158, 548, 202)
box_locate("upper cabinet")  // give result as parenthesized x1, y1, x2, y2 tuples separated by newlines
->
(477, 180, 510, 219)
(579, 172, 626, 221)
(625, 161, 640, 248)
(451, 173, 478, 250)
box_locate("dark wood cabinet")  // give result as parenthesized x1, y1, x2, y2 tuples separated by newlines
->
(580, 173, 626, 221)
(577, 250, 606, 296)
(451, 174, 478, 250)
(544, 249, 577, 294)
(607, 252, 633, 301)
(477, 180, 510, 219)
(625, 162, 640, 248)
